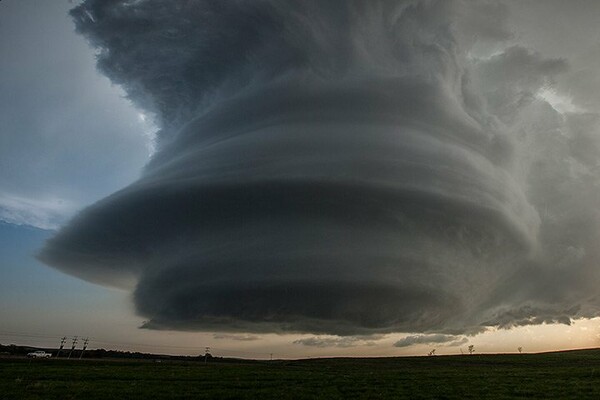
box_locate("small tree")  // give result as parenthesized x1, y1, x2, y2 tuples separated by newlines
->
(468, 345, 474, 355)
(518, 347, 523, 354)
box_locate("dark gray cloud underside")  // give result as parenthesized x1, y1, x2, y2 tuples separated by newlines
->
(40, 0, 600, 335)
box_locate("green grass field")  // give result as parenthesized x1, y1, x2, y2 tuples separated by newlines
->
(2, 349, 600, 399)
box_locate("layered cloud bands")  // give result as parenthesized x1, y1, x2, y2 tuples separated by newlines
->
(39, 0, 600, 335)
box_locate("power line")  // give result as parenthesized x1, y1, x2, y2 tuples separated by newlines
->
(0, 330, 266, 352)
(0, 329, 293, 359)
(0, 331, 64, 340)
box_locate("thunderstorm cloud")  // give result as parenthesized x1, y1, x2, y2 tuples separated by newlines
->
(294, 335, 385, 348)
(39, 0, 600, 336)
(393, 334, 468, 348)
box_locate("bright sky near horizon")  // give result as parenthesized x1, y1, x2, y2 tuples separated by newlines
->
(2, 0, 600, 358)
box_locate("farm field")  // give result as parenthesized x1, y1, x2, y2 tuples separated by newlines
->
(2, 349, 600, 399)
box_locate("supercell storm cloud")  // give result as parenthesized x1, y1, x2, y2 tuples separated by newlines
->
(39, 0, 600, 335)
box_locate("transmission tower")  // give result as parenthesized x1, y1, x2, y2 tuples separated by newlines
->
(67, 336, 78, 359)
(79, 338, 89, 359)
(56, 336, 67, 358)
(204, 346, 211, 364)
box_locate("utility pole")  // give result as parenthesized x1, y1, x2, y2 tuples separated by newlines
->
(56, 336, 67, 358)
(68, 336, 78, 359)
(79, 338, 89, 359)
(270, 353, 273, 361)
(204, 347, 211, 364)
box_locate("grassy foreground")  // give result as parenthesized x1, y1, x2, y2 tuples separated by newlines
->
(2, 349, 600, 399)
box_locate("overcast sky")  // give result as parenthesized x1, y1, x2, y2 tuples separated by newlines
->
(2, 0, 600, 358)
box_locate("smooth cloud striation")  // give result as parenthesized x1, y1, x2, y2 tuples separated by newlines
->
(39, 0, 600, 336)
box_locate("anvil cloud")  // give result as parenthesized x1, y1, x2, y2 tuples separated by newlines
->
(39, 0, 600, 336)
